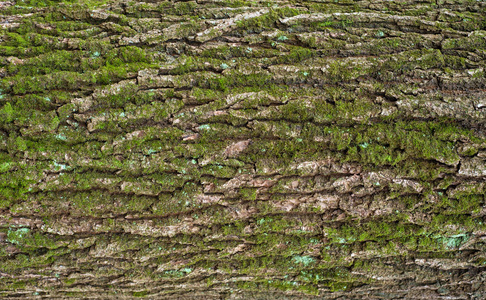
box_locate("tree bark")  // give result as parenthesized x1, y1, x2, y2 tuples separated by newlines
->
(1, 0, 486, 299)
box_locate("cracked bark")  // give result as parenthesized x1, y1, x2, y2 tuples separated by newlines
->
(1, 0, 486, 299)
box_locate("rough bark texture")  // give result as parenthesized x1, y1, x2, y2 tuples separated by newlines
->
(1, 0, 486, 299)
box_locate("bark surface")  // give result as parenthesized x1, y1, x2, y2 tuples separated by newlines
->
(1, 0, 486, 299)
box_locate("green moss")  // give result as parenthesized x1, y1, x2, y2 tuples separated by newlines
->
(439, 194, 484, 214)
(132, 291, 149, 297)
(443, 55, 467, 70)
(63, 278, 76, 286)
(239, 188, 258, 201)
(201, 164, 236, 178)
(57, 103, 76, 122)
(6, 228, 63, 250)
(278, 47, 314, 64)
(327, 281, 351, 292)
(236, 8, 303, 32)
(0, 157, 13, 173)
(14, 0, 76, 7)
(173, 1, 198, 16)
(0, 102, 15, 123)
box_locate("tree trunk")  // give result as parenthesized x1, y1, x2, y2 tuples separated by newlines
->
(1, 0, 486, 299)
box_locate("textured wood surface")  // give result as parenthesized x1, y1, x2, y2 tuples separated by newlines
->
(1, 0, 486, 298)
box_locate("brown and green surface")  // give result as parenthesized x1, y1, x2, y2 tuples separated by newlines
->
(1, 0, 486, 299)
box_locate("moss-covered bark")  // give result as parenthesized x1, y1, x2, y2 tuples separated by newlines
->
(1, 0, 486, 298)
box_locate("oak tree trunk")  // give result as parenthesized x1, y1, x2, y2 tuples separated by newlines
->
(1, 0, 486, 299)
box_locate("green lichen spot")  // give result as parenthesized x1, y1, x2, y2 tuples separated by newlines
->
(55, 134, 67, 141)
(53, 161, 68, 171)
(198, 124, 211, 130)
(444, 234, 469, 249)
(7, 227, 30, 245)
(292, 255, 315, 266)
